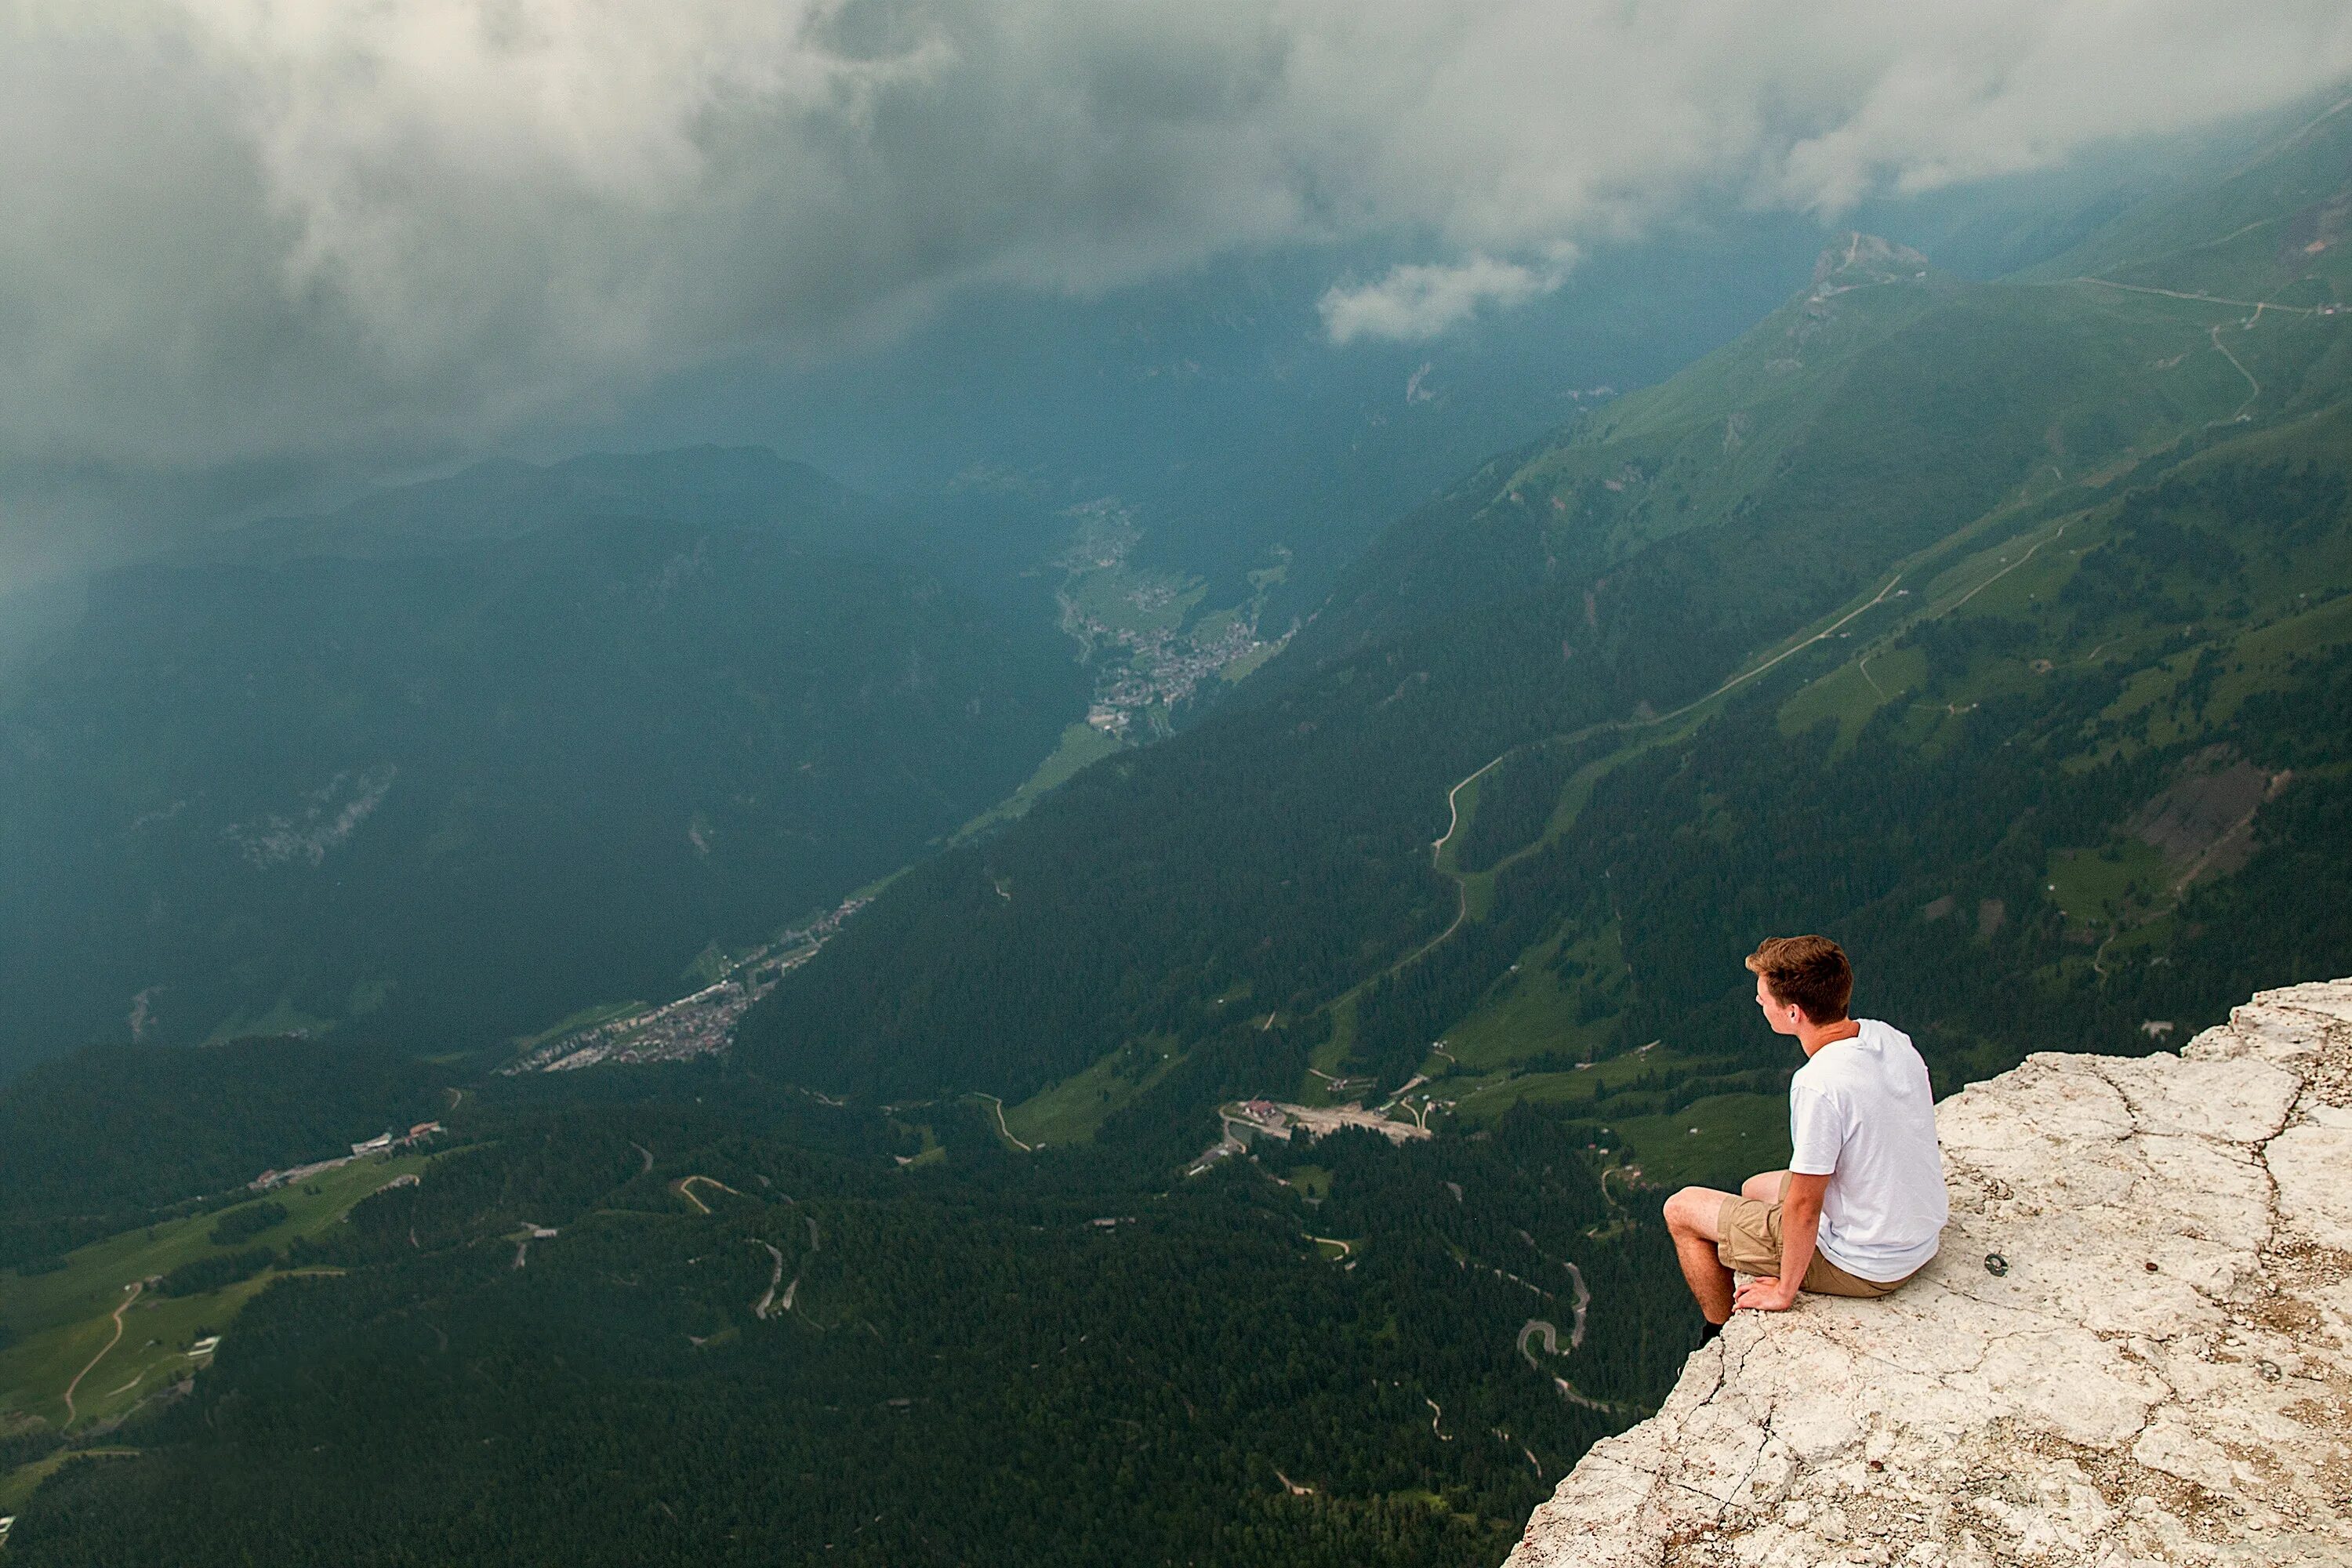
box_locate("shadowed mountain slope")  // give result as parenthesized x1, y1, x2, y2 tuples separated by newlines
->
(0, 450, 1087, 1074)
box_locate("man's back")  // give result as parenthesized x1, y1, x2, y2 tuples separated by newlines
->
(1788, 1018, 1947, 1282)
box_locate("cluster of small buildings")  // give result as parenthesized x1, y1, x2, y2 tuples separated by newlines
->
(351, 1121, 443, 1157)
(249, 1120, 441, 1192)
(1272, 1100, 1434, 1146)
(511, 975, 760, 1073)
(1188, 1095, 1432, 1178)
(1232, 1100, 1293, 1139)
(1082, 616, 1280, 734)
(503, 897, 869, 1074)
(249, 1156, 347, 1193)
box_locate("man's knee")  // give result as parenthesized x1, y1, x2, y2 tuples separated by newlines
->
(1662, 1186, 1719, 1238)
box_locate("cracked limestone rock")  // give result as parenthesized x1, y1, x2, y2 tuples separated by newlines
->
(1505, 977, 2352, 1568)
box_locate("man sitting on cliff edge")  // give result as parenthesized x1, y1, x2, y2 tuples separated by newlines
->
(1662, 935, 1948, 1339)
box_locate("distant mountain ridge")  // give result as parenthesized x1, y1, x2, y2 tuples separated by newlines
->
(197, 445, 871, 563)
(2017, 93, 2352, 298)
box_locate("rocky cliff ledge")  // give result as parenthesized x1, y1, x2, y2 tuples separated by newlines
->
(1507, 978, 2352, 1568)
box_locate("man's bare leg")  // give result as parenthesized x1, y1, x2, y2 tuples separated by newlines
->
(1662, 1186, 1737, 1325)
(1741, 1168, 1790, 1203)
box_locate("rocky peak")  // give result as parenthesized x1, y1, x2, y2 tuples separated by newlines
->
(1810, 232, 1931, 295)
(1506, 976, 2352, 1567)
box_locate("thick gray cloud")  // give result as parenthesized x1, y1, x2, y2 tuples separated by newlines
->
(3, 0, 2350, 510)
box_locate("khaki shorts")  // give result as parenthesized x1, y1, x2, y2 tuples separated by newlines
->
(1715, 1174, 1916, 1299)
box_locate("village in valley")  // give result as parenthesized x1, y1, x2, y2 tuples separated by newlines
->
(503, 895, 871, 1074)
(1055, 502, 1291, 739)
(1083, 612, 1273, 737)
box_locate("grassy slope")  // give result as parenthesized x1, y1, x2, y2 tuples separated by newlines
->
(953, 721, 1127, 844)
(2016, 94, 2352, 301)
(1422, 386, 2352, 1181)
(0, 1152, 430, 1435)
(1003, 1036, 1183, 1146)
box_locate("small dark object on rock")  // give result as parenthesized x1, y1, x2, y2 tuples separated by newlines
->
(2257, 1359, 2283, 1382)
(1984, 1254, 2009, 1277)
(2144, 1261, 2159, 1272)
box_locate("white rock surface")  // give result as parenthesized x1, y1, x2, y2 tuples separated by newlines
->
(1505, 977, 2352, 1568)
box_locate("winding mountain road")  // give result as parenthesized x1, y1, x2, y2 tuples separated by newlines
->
(781, 1214, 820, 1313)
(674, 1174, 745, 1215)
(753, 1241, 786, 1319)
(1410, 572, 1905, 975)
(1529, 1250, 1592, 1351)
(61, 1281, 142, 1427)
(2072, 277, 2320, 314)
(1432, 753, 1510, 866)
(1519, 1315, 1632, 1415)
(976, 1093, 1033, 1152)
(2207, 321, 2263, 422)
(2065, 272, 2352, 426)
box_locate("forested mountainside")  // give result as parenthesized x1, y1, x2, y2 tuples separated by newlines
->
(199, 446, 876, 566)
(0, 1039, 441, 1265)
(740, 101, 2352, 1164)
(0, 1058, 1690, 1567)
(0, 449, 1085, 1074)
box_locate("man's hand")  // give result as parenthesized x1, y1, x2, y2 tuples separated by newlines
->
(1733, 1276, 1799, 1312)
(1758, 1170, 1830, 1314)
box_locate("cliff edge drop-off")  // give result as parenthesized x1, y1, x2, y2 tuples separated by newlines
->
(1508, 978, 2352, 1567)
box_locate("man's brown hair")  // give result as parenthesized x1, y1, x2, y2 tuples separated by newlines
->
(1746, 935, 1853, 1023)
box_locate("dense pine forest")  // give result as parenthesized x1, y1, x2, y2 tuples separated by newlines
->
(2, 1071, 1692, 1566)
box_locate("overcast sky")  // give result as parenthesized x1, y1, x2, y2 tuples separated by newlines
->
(4, 0, 2351, 575)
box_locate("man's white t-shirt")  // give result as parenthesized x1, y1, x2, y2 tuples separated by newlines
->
(1788, 1018, 1948, 1282)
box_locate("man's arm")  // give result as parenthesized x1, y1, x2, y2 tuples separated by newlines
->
(1733, 1171, 1829, 1312)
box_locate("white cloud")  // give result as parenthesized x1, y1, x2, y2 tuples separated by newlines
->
(2, 0, 2349, 512)
(1319, 256, 1566, 344)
